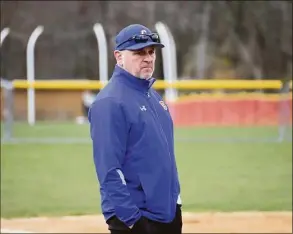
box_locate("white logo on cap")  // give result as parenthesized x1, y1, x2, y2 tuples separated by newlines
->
(141, 30, 147, 35)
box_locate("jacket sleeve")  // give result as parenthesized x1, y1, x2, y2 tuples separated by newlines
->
(88, 97, 141, 227)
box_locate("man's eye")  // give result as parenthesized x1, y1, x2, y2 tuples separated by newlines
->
(135, 51, 145, 55)
(134, 50, 154, 56)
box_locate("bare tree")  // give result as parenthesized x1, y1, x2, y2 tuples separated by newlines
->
(1, 1, 291, 80)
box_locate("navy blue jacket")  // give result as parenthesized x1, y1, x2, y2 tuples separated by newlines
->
(88, 65, 181, 227)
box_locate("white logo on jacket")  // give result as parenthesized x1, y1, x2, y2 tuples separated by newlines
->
(159, 101, 168, 110)
(140, 105, 147, 111)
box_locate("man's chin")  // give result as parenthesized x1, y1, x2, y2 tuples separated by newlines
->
(140, 72, 153, 80)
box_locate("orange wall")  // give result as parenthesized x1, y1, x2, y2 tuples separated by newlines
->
(1, 90, 292, 126)
(168, 98, 292, 126)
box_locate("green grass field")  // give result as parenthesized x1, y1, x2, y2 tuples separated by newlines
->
(1, 122, 292, 139)
(1, 122, 292, 218)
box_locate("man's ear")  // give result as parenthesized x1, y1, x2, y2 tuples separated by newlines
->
(114, 50, 123, 67)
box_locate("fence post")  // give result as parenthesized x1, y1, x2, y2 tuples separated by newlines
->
(93, 23, 108, 85)
(155, 22, 178, 102)
(1, 27, 10, 45)
(278, 80, 291, 142)
(1, 79, 14, 140)
(27, 26, 44, 126)
(1, 28, 13, 140)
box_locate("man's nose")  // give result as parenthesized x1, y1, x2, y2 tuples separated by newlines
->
(144, 54, 153, 62)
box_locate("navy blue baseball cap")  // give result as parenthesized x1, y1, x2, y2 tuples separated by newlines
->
(115, 24, 165, 51)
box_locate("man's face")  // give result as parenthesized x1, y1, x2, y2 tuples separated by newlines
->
(114, 46, 156, 79)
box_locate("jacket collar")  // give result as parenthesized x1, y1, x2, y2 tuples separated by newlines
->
(111, 65, 156, 93)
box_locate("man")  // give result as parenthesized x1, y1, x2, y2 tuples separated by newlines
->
(88, 24, 182, 234)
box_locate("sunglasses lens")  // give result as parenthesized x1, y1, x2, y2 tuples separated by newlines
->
(134, 35, 148, 42)
(151, 34, 160, 42)
(131, 34, 160, 44)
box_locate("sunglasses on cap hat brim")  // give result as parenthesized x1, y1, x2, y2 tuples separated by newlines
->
(116, 33, 164, 50)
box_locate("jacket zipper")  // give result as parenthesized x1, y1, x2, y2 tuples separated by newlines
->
(146, 91, 177, 215)
(146, 92, 172, 162)
(147, 91, 177, 216)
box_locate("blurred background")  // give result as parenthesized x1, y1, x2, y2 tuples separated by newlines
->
(0, 1, 292, 233)
(1, 0, 292, 123)
(0, 1, 292, 124)
(1, 1, 292, 80)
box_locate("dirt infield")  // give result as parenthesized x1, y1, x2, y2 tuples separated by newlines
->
(1, 212, 292, 233)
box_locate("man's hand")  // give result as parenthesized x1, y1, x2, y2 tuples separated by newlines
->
(131, 216, 149, 233)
